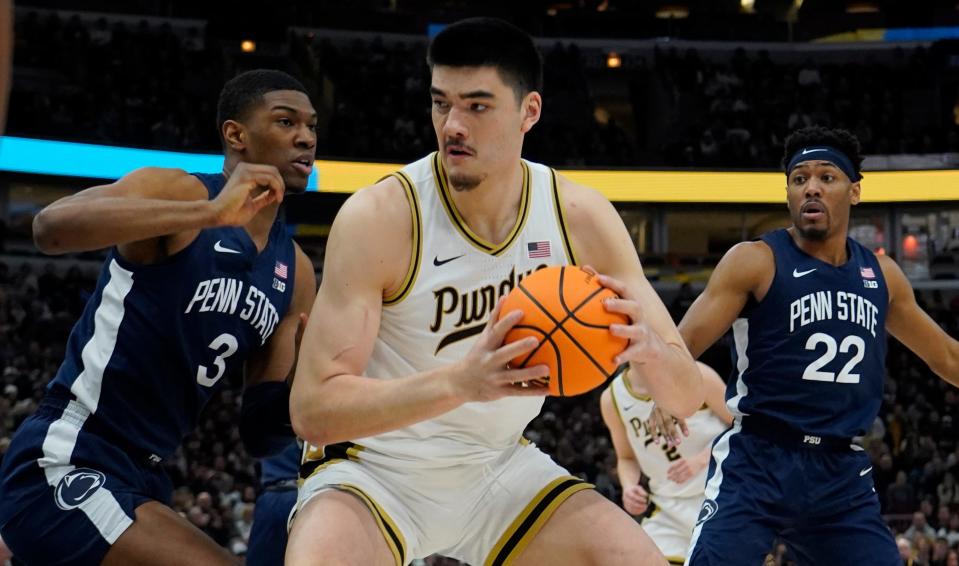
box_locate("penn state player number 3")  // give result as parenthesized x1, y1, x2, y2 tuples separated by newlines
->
(802, 333, 865, 384)
(197, 333, 239, 387)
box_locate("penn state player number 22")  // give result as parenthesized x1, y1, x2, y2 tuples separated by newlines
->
(196, 333, 239, 387)
(802, 333, 865, 384)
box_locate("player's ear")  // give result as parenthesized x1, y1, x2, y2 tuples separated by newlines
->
(222, 120, 246, 152)
(520, 91, 542, 134)
(849, 180, 861, 206)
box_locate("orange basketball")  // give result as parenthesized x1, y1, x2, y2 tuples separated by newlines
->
(499, 265, 629, 396)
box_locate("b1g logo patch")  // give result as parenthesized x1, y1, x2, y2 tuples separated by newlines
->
(696, 499, 718, 525)
(54, 468, 106, 510)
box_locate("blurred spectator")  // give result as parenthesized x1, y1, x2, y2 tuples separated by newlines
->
(906, 511, 938, 544)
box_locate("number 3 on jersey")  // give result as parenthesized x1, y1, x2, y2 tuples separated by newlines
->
(197, 333, 238, 387)
(802, 332, 865, 384)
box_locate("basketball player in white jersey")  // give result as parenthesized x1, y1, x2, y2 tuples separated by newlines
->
(601, 362, 732, 565)
(286, 18, 704, 566)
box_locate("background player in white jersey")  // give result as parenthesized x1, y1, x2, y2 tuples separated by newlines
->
(601, 362, 732, 564)
(287, 17, 703, 566)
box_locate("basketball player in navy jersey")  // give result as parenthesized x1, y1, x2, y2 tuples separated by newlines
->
(0, 3, 12, 562)
(246, 440, 300, 566)
(287, 18, 702, 566)
(0, 69, 317, 565)
(676, 126, 959, 565)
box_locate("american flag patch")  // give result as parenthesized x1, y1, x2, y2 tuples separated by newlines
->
(860, 267, 875, 279)
(274, 261, 288, 279)
(527, 241, 551, 258)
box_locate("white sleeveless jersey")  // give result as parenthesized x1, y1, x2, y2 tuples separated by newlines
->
(357, 152, 575, 468)
(608, 371, 728, 498)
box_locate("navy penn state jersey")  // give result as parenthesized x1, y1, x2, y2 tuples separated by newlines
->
(46, 172, 296, 459)
(259, 440, 300, 487)
(728, 228, 888, 438)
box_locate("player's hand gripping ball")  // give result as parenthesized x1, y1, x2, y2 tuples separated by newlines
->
(498, 266, 628, 396)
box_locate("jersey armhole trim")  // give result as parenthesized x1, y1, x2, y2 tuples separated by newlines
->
(383, 171, 422, 306)
(550, 168, 577, 265)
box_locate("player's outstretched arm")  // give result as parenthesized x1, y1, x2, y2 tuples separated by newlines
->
(678, 241, 773, 359)
(290, 179, 548, 447)
(881, 255, 959, 385)
(240, 244, 316, 458)
(559, 176, 702, 417)
(32, 163, 284, 256)
(646, 362, 732, 447)
(600, 387, 648, 515)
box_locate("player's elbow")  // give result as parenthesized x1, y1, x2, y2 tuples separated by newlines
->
(32, 208, 67, 255)
(290, 399, 332, 447)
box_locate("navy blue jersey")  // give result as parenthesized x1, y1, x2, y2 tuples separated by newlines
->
(46, 172, 296, 459)
(259, 441, 300, 487)
(727, 229, 887, 438)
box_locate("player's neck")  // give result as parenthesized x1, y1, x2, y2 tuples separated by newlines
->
(448, 161, 525, 246)
(789, 227, 849, 266)
(245, 201, 281, 252)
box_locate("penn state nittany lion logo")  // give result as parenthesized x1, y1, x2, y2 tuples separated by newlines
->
(54, 468, 106, 510)
(696, 499, 718, 525)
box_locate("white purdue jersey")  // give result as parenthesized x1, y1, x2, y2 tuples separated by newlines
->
(608, 371, 728, 499)
(358, 152, 575, 467)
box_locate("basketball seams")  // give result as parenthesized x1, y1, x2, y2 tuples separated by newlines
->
(511, 326, 562, 395)
(514, 267, 622, 393)
(555, 268, 622, 378)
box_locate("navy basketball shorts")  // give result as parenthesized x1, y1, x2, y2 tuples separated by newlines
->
(246, 485, 297, 566)
(0, 397, 171, 565)
(686, 420, 899, 566)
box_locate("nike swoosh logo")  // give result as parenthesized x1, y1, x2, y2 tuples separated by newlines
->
(433, 254, 464, 267)
(621, 404, 635, 412)
(793, 268, 817, 278)
(214, 240, 242, 254)
(802, 148, 828, 155)
(860, 466, 873, 476)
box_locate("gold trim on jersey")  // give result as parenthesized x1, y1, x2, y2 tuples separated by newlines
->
(483, 476, 592, 566)
(299, 441, 365, 482)
(620, 367, 654, 402)
(432, 152, 531, 256)
(549, 168, 577, 265)
(338, 483, 407, 566)
(383, 171, 422, 305)
(665, 557, 686, 565)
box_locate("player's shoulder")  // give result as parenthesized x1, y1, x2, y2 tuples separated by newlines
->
(327, 175, 413, 285)
(707, 239, 775, 296)
(552, 173, 619, 236)
(721, 239, 775, 268)
(117, 166, 208, 201)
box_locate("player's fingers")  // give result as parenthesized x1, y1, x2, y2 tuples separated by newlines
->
(604, 299, 645, 330)
(486, 297, 506, 332)
(488, 308, 523, 346)
(581, 265, 598, 276)
(503, 364, 549, 384)
(679, 418, 690, 437)
(597, 273, 633, 300)
(250, 185, 280, 209)
(504, 380, 549, 396)
(496, 336, 539, 363)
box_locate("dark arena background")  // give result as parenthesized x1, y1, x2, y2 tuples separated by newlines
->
(1, 1, 959, 565)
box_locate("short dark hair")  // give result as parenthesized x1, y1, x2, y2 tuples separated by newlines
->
(216, 69, 308, 137)
(782, 126, 864, 179)
(427, 17, 543, 100)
